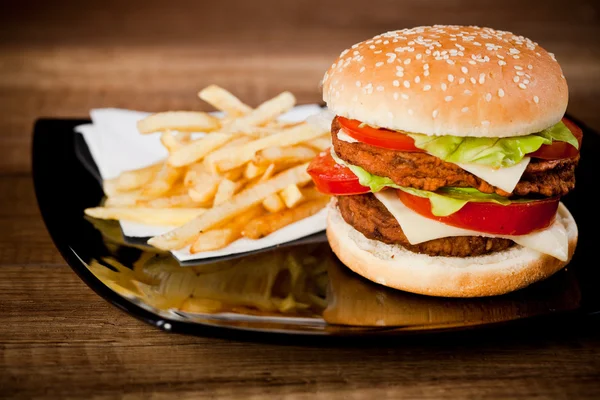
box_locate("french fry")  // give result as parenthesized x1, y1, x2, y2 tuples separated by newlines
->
(242, 197, 329, 239)
(141, 164, 183, 197)
(280, 184, 304, 208)
(115, 163, 162, 191)
(209, 123, 326, 172)
(188, 175, 221, 203)
(213, 179, 238, 206)
(160, 130, 181, 152)
(306, 135, 332, 151)
(189, 228, 238, 253)
(300, 185, 327, 202)
(259, 163, 276, 182)
(254, 145, 317, 166)
(190, 206, 263, 253)
(168, 133, 233, 167)
(102, 178, 120, 198)
(137, 111, 220, 134)
(262, 193, 285, 213)
(140, 194, 205, 208)
(198, 85, 252, 117)
(104, 192, 152, 207)
(202, 136, 253, 175)
(176, 131, 192, 143)
(85, 207, 205, 226)
(148, 163, 311, 250)
(221, 166, 245, 181)
(244, 162, 267, 180)
(183, 163, 208, 187)
(226, 91, 295, 132)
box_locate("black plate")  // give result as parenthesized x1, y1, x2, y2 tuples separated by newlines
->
(32, 117, 600, 339)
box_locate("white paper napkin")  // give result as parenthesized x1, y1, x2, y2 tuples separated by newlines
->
(75, 105, 328, 262)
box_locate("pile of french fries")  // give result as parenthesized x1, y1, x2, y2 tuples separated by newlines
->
(85, 85, 331, 253)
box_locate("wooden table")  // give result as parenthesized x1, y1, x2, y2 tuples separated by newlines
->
(2, 0, 600, 397)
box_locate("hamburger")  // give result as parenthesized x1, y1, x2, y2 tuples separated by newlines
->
(308, 25, 582, 297)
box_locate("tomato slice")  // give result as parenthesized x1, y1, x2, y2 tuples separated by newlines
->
(397, 190, 559, 235)
(337, 116, 424, 152)
(338, 116, 582, 161)
(307, 151, 370, 195)
(529, 118, 583, 160)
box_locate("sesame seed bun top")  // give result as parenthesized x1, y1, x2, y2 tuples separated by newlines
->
(322, 25, 568, 137)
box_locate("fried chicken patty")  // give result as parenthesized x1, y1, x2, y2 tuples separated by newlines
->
(332, 117, 578, 197)
(337, 193, 515, 257)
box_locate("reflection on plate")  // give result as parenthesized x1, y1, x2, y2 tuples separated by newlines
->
(33, 118, 600, 337)
(84, 214, 581, 333)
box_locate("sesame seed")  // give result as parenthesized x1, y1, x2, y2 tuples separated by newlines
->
(448, 74, 455, 82)
(518, 83, 527, 89)
(514, 65, 523, 70)
(369, 45, 375, 49)
(498, 60, 507, 66)
(403, 80, 410, 88)
(479, 73, 486, 84)
(359, 66, 365, 73)
(523, 79, 530, 84)
(404, 59, 411, 65)
(498, 88, 505, 97)
(469, 60, 477, 65)
(528, 64, 533, 70)
(445, 96, 453, 102)
(396, 71, 404, 77)
(414, 76, 420, 83)
(375, 62, 384, 67)
(433, 109, 439, 118)
(459, 78, 466, 84)
(423, 85, 431, 91)
(461, 66, 469, 74)
(424, 70, 430, 77)
(517, 71, 525, 76)
(416, 54, 422, 60)
(534, 96, 539, 103)
(376, 85, 384, 92)
(513, 76, 520, 83)
(441, 83, 447, 91)
(485, 93, 492, 102)
(356, 81, 361, 87)
(393, 80, 400, 87)
(401, 93, 409, 100)
(470, 77, 477, 84)
(462, 107, 469, 112)
(464, 89, 472, 95)
(423, 64, 429, 70)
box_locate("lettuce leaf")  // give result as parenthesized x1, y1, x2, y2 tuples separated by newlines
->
(330, 149, 530, 217)
(407, 121, 578, 168)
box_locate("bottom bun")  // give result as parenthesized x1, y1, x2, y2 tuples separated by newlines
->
(326, 200, 578, 298)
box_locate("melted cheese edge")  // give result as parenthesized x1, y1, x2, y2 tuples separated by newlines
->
(455, 158, 531, 193)
(373, 190, 568, 261)
(336, 128, 359, 143)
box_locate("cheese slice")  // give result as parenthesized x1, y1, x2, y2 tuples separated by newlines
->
(373, 190, 568, 261)
(337, 128, 359, 143)
(454, 157, 530, 193)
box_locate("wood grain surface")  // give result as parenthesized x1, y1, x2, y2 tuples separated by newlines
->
(2, 0, 600, 398)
